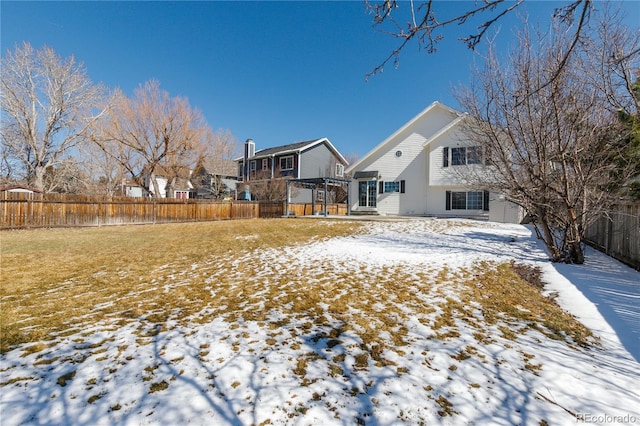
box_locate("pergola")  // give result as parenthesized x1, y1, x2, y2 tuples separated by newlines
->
(285, 177, 351, 217)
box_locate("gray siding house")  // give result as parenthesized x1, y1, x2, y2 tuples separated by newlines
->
(236, 138, 348, 202)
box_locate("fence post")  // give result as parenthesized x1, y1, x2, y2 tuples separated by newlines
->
(606, 216, 613, 255)
(97, 198, 102, 227)
(26, 197, 31, 229)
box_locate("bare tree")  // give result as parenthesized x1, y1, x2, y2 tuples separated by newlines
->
(454, 7, 639, 264)
(0, 42, 106, 191)
(92, 80, 211, 198)
(191, 129, 240, 198)
(245, 169, 292, 202)
(76, 139, 126, 196)
(42, 156, 90, 194)
(0, 141, 20, 186)
(365, 0, 592, 80)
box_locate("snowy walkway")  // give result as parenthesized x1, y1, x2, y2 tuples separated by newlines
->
(552, 246, 640, 362)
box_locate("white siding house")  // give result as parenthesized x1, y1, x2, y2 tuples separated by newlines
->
(347, 101, 522, 222)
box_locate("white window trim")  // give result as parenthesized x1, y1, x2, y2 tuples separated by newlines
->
(446, 146, 483, 167)
(280, 155, 294, 171)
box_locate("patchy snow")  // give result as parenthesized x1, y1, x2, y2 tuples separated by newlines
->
(1, 219, 639, 425)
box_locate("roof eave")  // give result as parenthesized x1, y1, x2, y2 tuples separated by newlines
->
(346, 101, 462, 173)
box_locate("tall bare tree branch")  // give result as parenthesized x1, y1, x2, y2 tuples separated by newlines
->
(454, 6, 639, 264)
(91, 80, 216, 198)
(365, 0, 591, 81)
(0, 42, 106, 191)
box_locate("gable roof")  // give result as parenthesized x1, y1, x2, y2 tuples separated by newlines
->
(0, 185, 43, 193)
(254, 139, 318, 157)
(421, 115, 467, 147)
(237, 137, 348, 165)
(148, 165, 193, 180)
(202, 158, 237, 177)
(346, 101, 464, 173)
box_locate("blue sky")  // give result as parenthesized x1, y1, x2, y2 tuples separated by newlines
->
(2, 1, 638, 158)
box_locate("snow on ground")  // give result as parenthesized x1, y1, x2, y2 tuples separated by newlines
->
(1, 219, 639, 425)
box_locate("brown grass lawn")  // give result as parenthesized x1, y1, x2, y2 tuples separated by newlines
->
(0, 218, 592, 357)
(0, 219, 363, 353)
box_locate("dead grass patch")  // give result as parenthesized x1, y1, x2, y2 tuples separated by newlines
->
(149, 380, 169, 393)
(1, 219, 362, 353)
(56, 371, 76, 387)
(465, 261, 594, 347)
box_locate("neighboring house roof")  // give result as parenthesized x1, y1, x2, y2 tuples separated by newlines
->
(0, 185, 43, 193)
(346, 101, 464, 173)
(121, 179, 142, 188)
(150, 165, 193, 180)
(236, 137, 348, 165)
(203, 158, 237, 177)
(254, 140, 316, 157)
(170, 177, 194, 191)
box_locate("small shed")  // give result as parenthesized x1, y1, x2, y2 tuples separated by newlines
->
(0, 185, 43, 200)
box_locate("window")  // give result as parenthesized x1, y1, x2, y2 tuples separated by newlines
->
(444, 146, 483, 166)
(175, 191, 189, 199)
(279, 155, 294, 170)
(381, 180, 406, 193)
(467, 147, 483, 165)
(467, 191, 483, 209)
(336, 163, 344, 177)
(384, 181, 400, 193)
(451, 147, 466, 166)
(451, 191, 467, 209)
(446, 190, 489, 210)
(262, 159, 268, 171)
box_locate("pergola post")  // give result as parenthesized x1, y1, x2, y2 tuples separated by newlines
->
(324, 180, 328, 217)
(347, 180, 351, 216)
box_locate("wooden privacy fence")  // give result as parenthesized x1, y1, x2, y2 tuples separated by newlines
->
(1, 194, 259, 229)
(584, 203, 640, 271)
(0, 193, 349, 229)
(259, 201, 348, 218)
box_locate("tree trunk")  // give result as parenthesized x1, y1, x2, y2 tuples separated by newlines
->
(566, 205, 585, 264)
(33, 166, 46, 192)
(535, 207, 564, 262)
(150, 171, 162, 198)
(568, 239, 585, 264)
